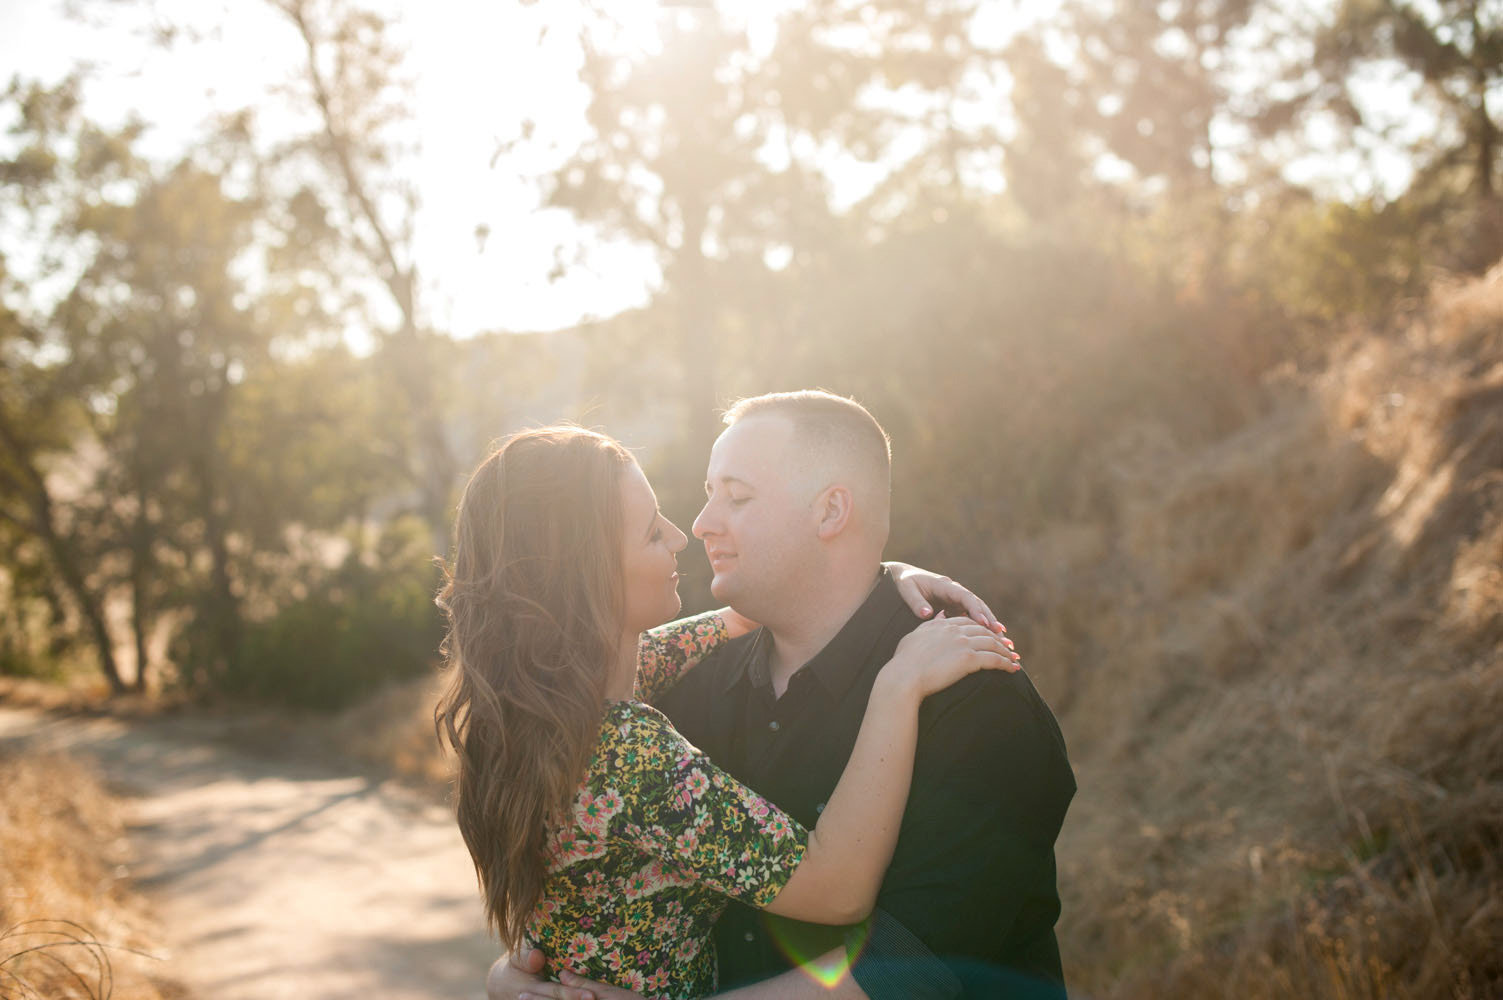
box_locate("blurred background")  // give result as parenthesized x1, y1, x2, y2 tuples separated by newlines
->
(1, 0, 1500, 997)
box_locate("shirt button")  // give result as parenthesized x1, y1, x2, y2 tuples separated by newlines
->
(815, 801, 826, 814)
(768, 720, 781, 732)
(744, 931, 755, 942)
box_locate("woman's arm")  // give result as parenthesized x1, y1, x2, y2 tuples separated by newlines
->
(633, 609, 749, 703)
(606, 619, 1014, 926)
(635, 564, 1010, 704)
(756, 615, 1014, 924)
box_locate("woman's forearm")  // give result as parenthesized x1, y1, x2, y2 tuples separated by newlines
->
(759, 672, 919, 924)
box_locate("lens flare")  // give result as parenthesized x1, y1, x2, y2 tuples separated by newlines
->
(767, 920, 872, 988)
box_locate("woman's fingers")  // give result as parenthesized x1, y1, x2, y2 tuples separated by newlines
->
(929, 578, 999, 630)
(949, 616, 1020, 663)
(968, 641, 1021, 671)
(489, 950, 562, 1000)
(891, 564, 1003, 632)
(961, 631, 1022, 655)
(517, 988, 592, 1000)
(955, 588, 1000, 631)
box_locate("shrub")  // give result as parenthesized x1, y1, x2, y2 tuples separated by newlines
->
(228, 518, 443, 711)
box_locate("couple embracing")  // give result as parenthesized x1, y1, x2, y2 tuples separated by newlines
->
(436, 391, 1075, 1000)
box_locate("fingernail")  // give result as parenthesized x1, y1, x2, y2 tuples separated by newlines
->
(920, 606, 932, 616)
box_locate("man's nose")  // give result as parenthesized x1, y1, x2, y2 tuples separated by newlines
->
(691, 501, 714, 539)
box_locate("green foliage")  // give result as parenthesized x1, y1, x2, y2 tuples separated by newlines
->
(1266, 0, 1502, 223)
(216, 517, 441, 710)
(1245, 194, 1431, 325)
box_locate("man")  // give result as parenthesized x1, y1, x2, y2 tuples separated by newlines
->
(490, 391, 1075, 999)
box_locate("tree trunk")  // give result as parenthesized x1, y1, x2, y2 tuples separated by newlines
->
(1476, 87, 1496, 200)
(128, 475, 151, 693)
(28, 497, 127, 694)
(282, 0, 459, 558)
(1473, 2, 1497, 200)
(675, 196, 719, 467)
(48, 529, 127, 695)
(387, 320, 457, 560)
(187, 394, 242, 681)
(0, 414, 126, 693)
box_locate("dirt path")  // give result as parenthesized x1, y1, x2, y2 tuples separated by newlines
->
(0, 705, 498, 1000)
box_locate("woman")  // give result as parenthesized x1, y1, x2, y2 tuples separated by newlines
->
(435, 426, 1016, 1000)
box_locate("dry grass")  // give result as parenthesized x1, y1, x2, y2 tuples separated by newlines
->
(328, 671, 455, 790)
(1046, 263, 1503, 999)
(0, 751, 189, 999)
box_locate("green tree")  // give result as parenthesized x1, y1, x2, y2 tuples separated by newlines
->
(0, 272, 127, 691)
(0, 77, 145, 691)
(264, 0, 461, 555)
(1295, 0, 1502, 201)
(535, 2, 1005, 456)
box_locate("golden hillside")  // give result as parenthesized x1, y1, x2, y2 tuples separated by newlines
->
(1048, 264, 1503, 997)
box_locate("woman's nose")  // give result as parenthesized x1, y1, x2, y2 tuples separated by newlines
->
(668, 520, 689, 552)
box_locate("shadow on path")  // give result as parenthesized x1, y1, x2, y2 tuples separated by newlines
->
(0, 706, 497, 1000)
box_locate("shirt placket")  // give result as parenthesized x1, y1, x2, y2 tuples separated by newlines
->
(749, 670, 826, 790)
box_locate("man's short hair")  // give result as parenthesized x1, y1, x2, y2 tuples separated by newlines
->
(722, 390, 892, 497)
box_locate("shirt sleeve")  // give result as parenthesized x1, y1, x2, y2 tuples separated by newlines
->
(602, 704, 808, 908)
(633, 611, 731, 704)
(850, 671, 1075, 1000)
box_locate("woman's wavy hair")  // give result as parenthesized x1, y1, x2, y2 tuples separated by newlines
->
(434, 425, 634, 949)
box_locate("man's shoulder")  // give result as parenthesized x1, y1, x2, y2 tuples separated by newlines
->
(921, 668, 1072, 764)
(926, 662, 1054, 714)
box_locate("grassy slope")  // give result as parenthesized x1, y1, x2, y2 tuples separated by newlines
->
(1045, 266, 1503, 998)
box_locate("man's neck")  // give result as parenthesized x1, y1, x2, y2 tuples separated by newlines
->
(765, 561, 883, 697)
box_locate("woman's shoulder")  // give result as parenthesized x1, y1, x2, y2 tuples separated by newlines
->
(580, 702, 709, 825)
(596, 700, 700, 763)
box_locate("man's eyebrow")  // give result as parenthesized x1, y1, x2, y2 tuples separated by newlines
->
(706, 475, 754, 491)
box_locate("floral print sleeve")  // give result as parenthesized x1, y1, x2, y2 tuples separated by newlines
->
(633, 611, 730, 704)
(529, 701, 807, 999)
(605, 703, 807, 907)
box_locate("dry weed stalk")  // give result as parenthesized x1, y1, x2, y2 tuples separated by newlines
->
(0, 918, 144, 1000)
(0, 753, 181, 1000)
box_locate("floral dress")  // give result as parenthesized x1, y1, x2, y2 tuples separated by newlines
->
(524, 612, 810, 1000)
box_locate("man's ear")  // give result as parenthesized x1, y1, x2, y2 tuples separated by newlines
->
(813, 484, 854, 540)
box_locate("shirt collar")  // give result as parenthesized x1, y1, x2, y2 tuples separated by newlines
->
(719, 566, 912, 700)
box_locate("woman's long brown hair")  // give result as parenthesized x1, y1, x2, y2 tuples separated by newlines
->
(434, 426, 633, 949)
